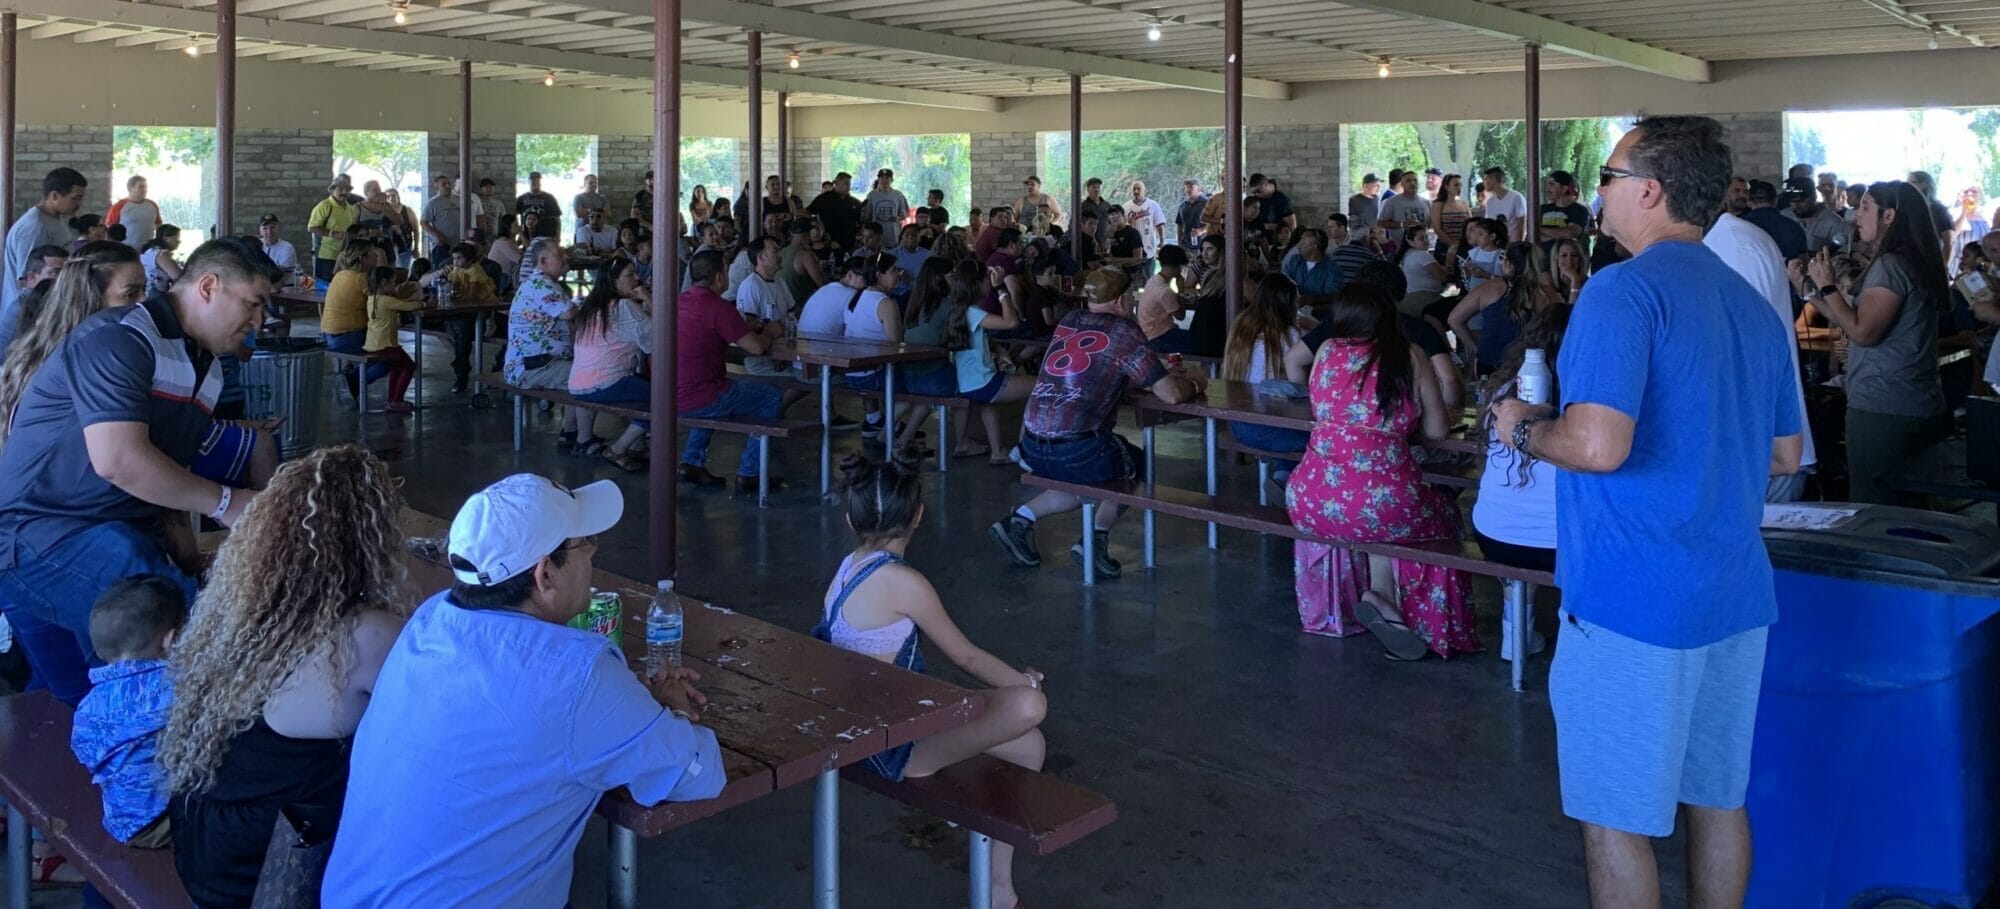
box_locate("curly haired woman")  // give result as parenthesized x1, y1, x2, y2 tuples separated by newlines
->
(160, 445, 410, 907)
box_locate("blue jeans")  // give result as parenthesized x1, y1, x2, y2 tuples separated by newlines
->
(680, 380, 783, 477)
(575, 375, 651, 430)
(1148, 328, 1193, 355)
(1228, 420, 1309, 473)
(1021, 428, 1146, 484)
(0, 522, 196, 706)
(325, 330, 388, 383)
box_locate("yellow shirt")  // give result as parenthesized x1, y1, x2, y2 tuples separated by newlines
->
(321, 270, 370, 335)
(308, 197, 357, 261)
(448, 265, 496, 303)
(365, 292, 424, 352)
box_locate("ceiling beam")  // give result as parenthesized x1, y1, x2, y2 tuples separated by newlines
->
(26, 0, 1003, 111)
(570, 0, 1292, 98)
(1326, 0, 1711, 82)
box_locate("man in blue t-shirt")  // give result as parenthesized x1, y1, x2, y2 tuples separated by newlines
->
(1493, 116, 1804, 907)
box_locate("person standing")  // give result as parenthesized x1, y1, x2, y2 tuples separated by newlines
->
(516, 172, 563, 241)
(863, 168, 911, 244)
(1479, 167, 1529, 242)
(308, 175, 358, 282)
(105, 175, 162, 251)
(808, 172, 863, 254)
(1707, 196, 1818, 502)
(1176, 180, 1209, 247)
(1347, 174, 1384, 238)
(4, 167, 87, 322)
(571, 173, 607, 223)
(1125, 182, 1168, 281)
(1537, 170, 1591, 252)
(1076, 178, 1114, 247)
(421, 173, 463, 262)
(1493, 116, 1803, 908)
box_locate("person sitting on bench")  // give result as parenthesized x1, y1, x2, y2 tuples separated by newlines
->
(71, 576, 187, 849)
(323, 473, 721, 907)
(677, 248, 788, 493)
(1473, 303, 1573, 661)
(1222, 273, 1312, 489)
(509, 237, 597, 456)
(819, 452, 1048, 909)
(987, 267, 1206, 579)
(569, 258, 654, 473)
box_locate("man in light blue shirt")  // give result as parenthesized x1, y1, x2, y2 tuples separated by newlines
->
(323, 474, 722, 908)
(888, 222, 931, 299)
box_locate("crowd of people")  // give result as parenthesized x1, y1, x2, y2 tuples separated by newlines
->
(0, 102, 1993, 906)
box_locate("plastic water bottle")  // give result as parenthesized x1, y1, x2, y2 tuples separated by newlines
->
(1518, 348, 1551, 406)
(645, 580, 684, 676)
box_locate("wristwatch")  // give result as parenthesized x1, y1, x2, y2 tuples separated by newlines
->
(1818, 284, 1839, 299)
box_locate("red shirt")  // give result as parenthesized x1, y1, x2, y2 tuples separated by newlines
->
(676, 285, 749, 412)
(973, 225, 1002, 262)
(980, 251, 1016, 315)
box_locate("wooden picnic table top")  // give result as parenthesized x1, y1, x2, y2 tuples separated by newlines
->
(274, 287, 325, 307)
(397, 508, 982, 837)
(766, 335, 950, 369)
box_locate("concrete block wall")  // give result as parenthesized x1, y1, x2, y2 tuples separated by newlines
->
(1248, 123, 1342, 226)
(1712, 112, 1786, 183)
(12, 126, 114, 226)
(787, 136, 827, 193)
(595, 134, 651, 220)
(969, 131, 1036, 211)
(472, 133, 517, 198)
(233, 129, 333, 248)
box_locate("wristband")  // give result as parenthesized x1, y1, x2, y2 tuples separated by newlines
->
(1818, 285, 1839, 299)
(211, 486, 233, 522)
(670, 708, 692, 723)
(1511, 415, 1544, 455)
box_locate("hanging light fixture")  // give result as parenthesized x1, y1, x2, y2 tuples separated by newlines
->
(1146, 20, 1162, 41)
(788, 50, 801, 69)
(388, 0, 411, 25)
(185, 39, 201, 57)
(543, 70, 556, 86)
(1927, 29, 1940, 49)
(1377, 58, 1391, 78)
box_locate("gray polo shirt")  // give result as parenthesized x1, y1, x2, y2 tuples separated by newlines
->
(0, 294, 221, 565)
(2, 206, 73, 337)
(573, 191, 608, 217)
(424, 194, 463, 246)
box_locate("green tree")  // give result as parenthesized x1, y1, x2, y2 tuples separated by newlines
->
(113, 126, 216, 171)
(516, 134, 594, 181)
(113, 126, 216, 241)
(332, 130, 425, 189)
(1344, 123, 1428, 188)
(1968, 109, 2000, 200)
(678, 137, 738, 214)
(1043, 128, 1225, 210)
(829, 134, 970, 221)
(1788, 126, 1828, 175)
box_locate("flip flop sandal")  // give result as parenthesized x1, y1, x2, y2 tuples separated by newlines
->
(570, 438, 608, 459)
(602, 450, 647, 473)
(1352, 594, 1431, 662)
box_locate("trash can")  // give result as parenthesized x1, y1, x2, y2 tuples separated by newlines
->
(1748, 504, 2000, 909)
(239, 336, 326, 459)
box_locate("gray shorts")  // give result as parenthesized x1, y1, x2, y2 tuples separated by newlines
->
(742, 356, 802, 379)
(1549, 610, 1769, 837)
(513, 358, 574, 390)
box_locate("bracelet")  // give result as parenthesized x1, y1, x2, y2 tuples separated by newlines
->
(210, 486, 233, 522)
(669, 708, 692, 723)
(1511, 415, 1544, 455)
(1818, 285, 1839, 299)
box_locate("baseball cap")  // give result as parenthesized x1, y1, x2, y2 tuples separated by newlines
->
(1083, 267, 1131, 302)
(1424, 167, 1443, 176)
(1547, 170, 1578, 189)
(1782, 176, 1815, 197)
(447, 474, 623, 586)
(877, 168, 894, 178)
(529, 171, 544, 180)
(1747, 179, 1779, 203)
(258, 213, 280, 225)
(1362, 173, 1382, 185)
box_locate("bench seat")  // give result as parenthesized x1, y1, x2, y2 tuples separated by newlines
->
(1212, 437, 1478, 492)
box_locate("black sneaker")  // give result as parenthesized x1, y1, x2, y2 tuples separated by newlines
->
(451, 379, 469, 394)
(1068, 531, 1122, 578)
(988, 516, 1041, 567)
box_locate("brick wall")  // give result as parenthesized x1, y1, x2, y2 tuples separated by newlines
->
(595, 134, 651, 221)
(232, 129, 333, 247)
(787, 136, 827, 193)
(473, 134, 518, 198)
(1712, 112, 1786, 184)
(969, 131, 1036, 212)
(11, 126, 114, 226)
(1248, 123, 1342, 226)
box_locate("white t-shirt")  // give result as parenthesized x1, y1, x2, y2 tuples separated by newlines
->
(1244, 328, 1301, 384)
(734, 270, 796, 323)
(262, 239, 300, 273)
(842, 289, 895, 341)
(1464, 245, 1504, 292)
(1473, 427, 1558, 548)
(798, 282, 855, 338)
(1482, 187, 1528, 237)
(722, 249, 755, 301)
(1400, 248, 1444, 295)
(1704, 213, 1817, 467)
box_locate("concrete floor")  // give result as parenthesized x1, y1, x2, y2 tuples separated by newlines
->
(22, 342, 1698, 908)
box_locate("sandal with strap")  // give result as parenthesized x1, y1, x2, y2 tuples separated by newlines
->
(570, 437, 608, 459)
(602, 449, 647, 473)
(1352, 593, 1431, 662)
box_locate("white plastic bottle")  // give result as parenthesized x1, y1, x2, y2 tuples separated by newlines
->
(1517, 348, 1552, 406)
(645, 580, 683, 676)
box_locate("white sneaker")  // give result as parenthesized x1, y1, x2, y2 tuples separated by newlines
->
(1008, 445, 1032, 473)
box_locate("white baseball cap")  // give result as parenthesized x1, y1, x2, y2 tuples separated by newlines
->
(447, 474, 623, 586)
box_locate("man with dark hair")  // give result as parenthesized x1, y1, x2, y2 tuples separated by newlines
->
(862, 168, 910, 244)
(0, 237, 285, 704)
(1176, 179, 1209, 247)
(21, 244, 68, 291)
(982, 228, 1026, 315)
(1325, 213, 1385, 289)
(1538, 170, 1590, 249)
(476, 178, 503, 239)
(1382, 167, 1407, 203)
(632, 170, 657, 231)
(1742, 179, 1807, 261)
(1480, 167, 1529, 241)
(1105, 208, 1146, 282)
(677, 248, 787, 492)
(516, 172, 562, 241)
(807, 172, 862, 253)
(1076, 178, 1113, 246)
(1282, 226, 1343, 306)
(324, 474, 721, 905)
(5, 167, 87, 320)
(1347, 173, 1383, 238)
(1494, 115, 1804, 908)
(422, 173, 463, 262)
(1782, 176, 1845, 254)
(1251, 173, 1295, 239)
(974, 206, 1015, 262)
(1723, 175, 1750, 218)
(920, 188, 949, 230)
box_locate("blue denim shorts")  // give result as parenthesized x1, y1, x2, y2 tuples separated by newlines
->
(843, 364, 958, 397)
(1020, 429, 1147, 484)
(961, 372, 1008, 404)
(1550, 610, 1769, 837)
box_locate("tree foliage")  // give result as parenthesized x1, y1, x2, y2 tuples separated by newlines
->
(332, 130, 425, 189)
(516, 134, 594, 180)
(1347, 118, 1618, 204)
(112, 126, 215, 172)
(829, 134, 971, 220)
(1788, 126, 1828, 175)
(1969, 109, 2000, 203)
(1041, 128, 1226, 209)
(679, 137, 738, 210)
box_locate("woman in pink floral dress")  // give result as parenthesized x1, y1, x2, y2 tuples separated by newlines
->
(1285, 284, 1480, 659)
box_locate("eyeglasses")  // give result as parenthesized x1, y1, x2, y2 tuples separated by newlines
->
(1599, 165, 1670, 185)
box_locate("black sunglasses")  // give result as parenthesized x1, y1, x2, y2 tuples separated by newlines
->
(1599, 165, 1670, 186)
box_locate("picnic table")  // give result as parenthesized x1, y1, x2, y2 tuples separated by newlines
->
(397, 509, 981, 909)
(759, 335, 949, 492)
(266, 287, 510, 411)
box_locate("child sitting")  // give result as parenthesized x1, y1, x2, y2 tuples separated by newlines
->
(364, 265, 425, 413)
(70, 576, 188, 848)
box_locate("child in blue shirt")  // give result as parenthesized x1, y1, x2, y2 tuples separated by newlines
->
(70, 576, 187, 847)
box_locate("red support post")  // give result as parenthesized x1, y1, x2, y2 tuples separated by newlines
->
(459, 61, 472, 240)
(650, 0, 682, 582)
(747, 30, 762, 244)
(216, 0, 237, 236)
(1223, 0, 1243, 326)
(1069, 73, 1082, 265)
(777, 91, 788, 208)
(1, 14, 15, 232)
(1524, 44, 1542, 245)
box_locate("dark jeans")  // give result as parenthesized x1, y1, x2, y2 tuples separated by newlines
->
(576, 376, 652, 430)
(0, 521, 196, 705)
(681, 380, 783, 477)
(325, 330, 389, 383)
(1845, 407, 1949, 506)
(1021, 428, 1147, 484)
(1228, 420, 1309, 473)
(440, 314, 477, 382)
(313, 257, 336, 282)
(1148, 327, 1194, 355)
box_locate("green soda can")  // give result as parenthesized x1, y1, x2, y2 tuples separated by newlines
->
(569, 589, 623, 646)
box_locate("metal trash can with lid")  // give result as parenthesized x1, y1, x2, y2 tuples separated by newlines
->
(239, 336, 325, 459)
(1748, 503, 2000, 909)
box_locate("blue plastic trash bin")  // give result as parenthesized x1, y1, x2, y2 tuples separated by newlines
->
(1749, 505, 2000, 909)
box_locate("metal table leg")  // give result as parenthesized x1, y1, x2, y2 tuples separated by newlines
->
(813, 770, 839, 909)
(7, 804, 27, 909)
(1507, 579, 1528, 693)
(1080, 499, 1098, 586)
(819, 367, 833, 498)
(512, 394, 524, 452)
(1143, 425, 1156, 569)
(936, 405, 948, 472)
(882, 364, 897, 460)
(413, 315, 424, 412)
(608, 823, 639, 909)
(473, 313, 486, 395)
(758, 434, 770, 508)
(967, 832, 993, 909)
(1204, 417, 1218, 549)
